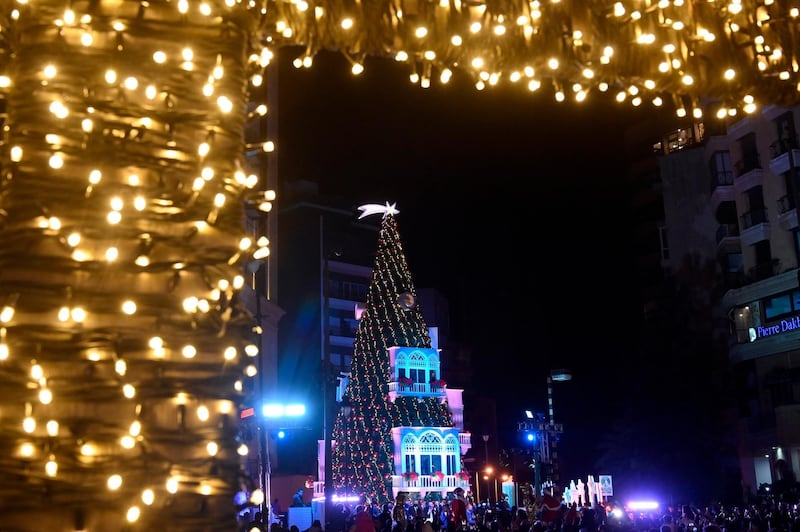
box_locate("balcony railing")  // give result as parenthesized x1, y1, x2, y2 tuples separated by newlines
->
(751, 261, 776, 280)
(769, 139, 800, 175)
(734, 154, 761, 177)
(312, 474, 471, 500)
(388, 381, 447, 396)
(391, 474, 471, 491)
(778, 195, 795, 214)
(777, 195, 799, 230)
(715, 223, 740, 244)
(710, 170, 734, 192)
(733, 153, 761, 176)
(740, 208, 768, 230)
(769, 138, 799, 158)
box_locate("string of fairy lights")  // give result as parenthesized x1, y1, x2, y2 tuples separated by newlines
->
(0, 0, 276, 529)
(268, 0, 800, 118)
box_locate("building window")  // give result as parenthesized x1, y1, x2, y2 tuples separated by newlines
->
(709, 150, 733, 189)
(341, 281, 367, 301)
(329, 279, 368, 301)
(658, 224, 669, 261)
(753, 240, 773, 278)
(419, 432, 444, 475)
(402, 432, 451, 476)
(736, 132, 761, 175)
(731, 304, 756, 344)
(795, 231, 800, 261)
(409, 368, 427, 383)
(764, 294, 793, 321)
(725, 253, 743, 273)
(762, 289, 800, 321)
(447, 455, 457, 474)
(420, 454, 443, 476)
(775, 112, 797, 154)
(404, 454, 417, 474)
(408, 351, 427, 383)
(330, 348, 351, 373)
(444, 435, 459, 474)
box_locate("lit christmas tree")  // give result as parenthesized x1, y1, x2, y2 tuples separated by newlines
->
(330, 204, 454, 504)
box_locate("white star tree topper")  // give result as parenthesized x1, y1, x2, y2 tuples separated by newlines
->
(357, 202, 399, 219)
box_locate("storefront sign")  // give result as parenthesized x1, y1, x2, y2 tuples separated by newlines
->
(754, 315, 800, 339)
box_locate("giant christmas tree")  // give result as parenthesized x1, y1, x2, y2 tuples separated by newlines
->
(330, 204, 454, 504)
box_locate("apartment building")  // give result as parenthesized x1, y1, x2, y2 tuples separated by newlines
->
(654, 105, 800, 498)
(719, 106, 800, 495)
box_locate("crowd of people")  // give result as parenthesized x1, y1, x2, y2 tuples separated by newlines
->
(244, 487, 800, 532)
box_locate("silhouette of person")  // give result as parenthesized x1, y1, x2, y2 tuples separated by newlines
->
(293, 488, 306, 507)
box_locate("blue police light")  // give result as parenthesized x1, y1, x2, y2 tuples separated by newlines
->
(263, 403, 306, 418)
(526, 432, 536, 442)
(277, 430, 286, 439)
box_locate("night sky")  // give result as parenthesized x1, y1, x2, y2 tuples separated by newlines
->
(275, 47, 687, 498)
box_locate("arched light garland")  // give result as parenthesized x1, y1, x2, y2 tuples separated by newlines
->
(0, 0, 794, 528)
(0, 0, 275, 529)
(272, 0, 799, 118)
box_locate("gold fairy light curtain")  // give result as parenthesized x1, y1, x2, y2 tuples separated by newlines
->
(0, 0, 274, 529)
(0, 0, 795, 530)
(267, 0, 800, 118)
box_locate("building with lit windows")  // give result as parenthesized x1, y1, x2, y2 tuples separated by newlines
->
(652, 105, 800, 498)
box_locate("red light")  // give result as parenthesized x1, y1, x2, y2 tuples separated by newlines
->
(240, 407, 255, 419)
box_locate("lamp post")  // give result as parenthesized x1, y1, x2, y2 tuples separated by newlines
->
(320, 217, 343, 530)
(261, 403, 307, 526)
(249, 255, 269, 525)
(258, 412, 268, 523)
(545, 369, 572, 489)
(481, 434, 490, 467)
(521, 410, 541, 499)
(547, 369, 572, 425)
(517, 369, 572, 502)
(339, 398, 352, 504)
(484, 467, 493, 504)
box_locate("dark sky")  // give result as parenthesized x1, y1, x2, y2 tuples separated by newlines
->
(276, 48, 672, 484)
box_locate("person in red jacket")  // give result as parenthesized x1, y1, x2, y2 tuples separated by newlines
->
(450, 488, 467, 532)
(540, 488, 564, 525)
(352, 506, 376, 532)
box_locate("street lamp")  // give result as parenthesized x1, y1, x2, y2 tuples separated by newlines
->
(338, 397, 352, 503)
(547, 369, 572, 425)
(521, 409, 544, 500)
(517, 369, 572, 502)
(481, 434, 490, 467)
(320, 217, 343, 531)
(547, 368, 572, 482)
(260, 402, 307, 525)
(484, 466, 493, 504)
